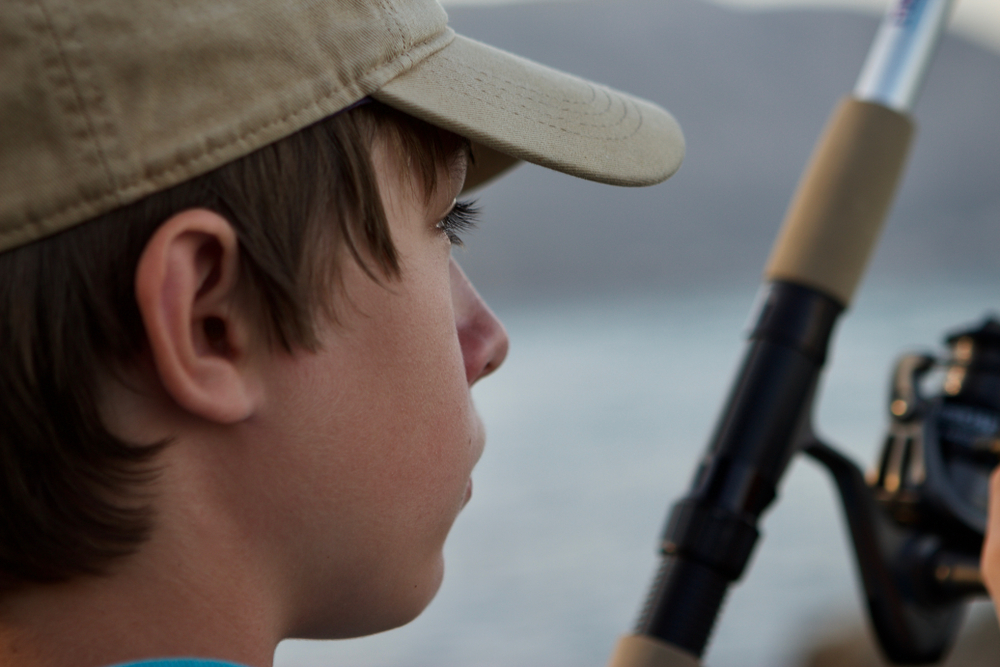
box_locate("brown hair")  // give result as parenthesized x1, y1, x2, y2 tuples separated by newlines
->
(0, 101, 463, 588)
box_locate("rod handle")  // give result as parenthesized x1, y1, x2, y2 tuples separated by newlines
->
(607, 634, 701, 667)
(764, 97, 913, 306)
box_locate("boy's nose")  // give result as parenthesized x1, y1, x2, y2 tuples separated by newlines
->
(450, 259, 509, 386)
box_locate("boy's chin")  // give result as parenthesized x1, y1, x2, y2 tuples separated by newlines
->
(369, 557, 446, 636)
(291, 554, 446, 641)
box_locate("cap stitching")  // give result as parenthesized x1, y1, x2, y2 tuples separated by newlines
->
(32, 0, 117, 197)
(407, 79, 644, 141)
(381, 0, 412, 55)
(13, 28, 453, 231)
(482, 94, 644, 141)
(424, 64, 641, 136)
(437, 51, 598, 108)
(377, 0, 409, 62)
(435, 53, 630, 121)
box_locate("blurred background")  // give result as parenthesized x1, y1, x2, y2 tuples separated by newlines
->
(276, 0, 1000, 664)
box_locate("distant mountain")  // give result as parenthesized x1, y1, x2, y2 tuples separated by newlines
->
(446, 0, 1000, 305)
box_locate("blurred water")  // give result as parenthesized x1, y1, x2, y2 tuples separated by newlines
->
(276, 279, 1000, 667)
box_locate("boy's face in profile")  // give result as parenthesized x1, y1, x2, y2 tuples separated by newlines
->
(232, 132, 509, 638)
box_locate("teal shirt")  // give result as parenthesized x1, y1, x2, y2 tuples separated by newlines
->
(112, 661, 248, 667)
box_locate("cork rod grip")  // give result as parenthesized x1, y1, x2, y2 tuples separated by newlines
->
(764, 97, 913, 306)
(607, 634, 701, 667)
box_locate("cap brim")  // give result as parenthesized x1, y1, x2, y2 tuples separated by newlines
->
(372, 32, 684, 192)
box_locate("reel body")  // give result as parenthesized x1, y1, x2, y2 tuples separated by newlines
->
(806, 317, 1000, 663)
(875, 318, 1000, 554)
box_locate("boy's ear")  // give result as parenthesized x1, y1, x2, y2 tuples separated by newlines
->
(135, 209, 262, 423)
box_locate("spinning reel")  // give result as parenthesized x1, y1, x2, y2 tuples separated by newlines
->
(806, 317, 997, 663)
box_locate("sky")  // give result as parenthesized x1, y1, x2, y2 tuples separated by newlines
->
(442, 0, 1000, 55)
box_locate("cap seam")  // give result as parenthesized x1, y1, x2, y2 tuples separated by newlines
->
(31, 0, 118, 203)
(377, 0, 410, 62)
(4, 26, 455, 243)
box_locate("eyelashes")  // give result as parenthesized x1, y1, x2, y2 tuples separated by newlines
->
(437, 199, 481, 247)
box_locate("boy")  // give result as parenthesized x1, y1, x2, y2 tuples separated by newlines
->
(0, 0, 684, 665)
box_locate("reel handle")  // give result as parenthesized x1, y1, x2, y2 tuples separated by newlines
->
(889, 353, 935, 421)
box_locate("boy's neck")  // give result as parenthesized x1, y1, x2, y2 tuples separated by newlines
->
(0, 461, 282, 667)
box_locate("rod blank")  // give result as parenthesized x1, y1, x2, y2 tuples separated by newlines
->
(854, 0, 955, 113)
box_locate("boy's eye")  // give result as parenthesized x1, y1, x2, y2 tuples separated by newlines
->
(436, 199, 481, 247)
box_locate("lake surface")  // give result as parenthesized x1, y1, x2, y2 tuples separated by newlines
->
(275, 279, 1000, 667)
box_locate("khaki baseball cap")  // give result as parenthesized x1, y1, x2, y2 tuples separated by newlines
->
(0, 0, 684, 253)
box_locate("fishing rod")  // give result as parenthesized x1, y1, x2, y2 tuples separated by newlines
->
(606, 0, 967, 665)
